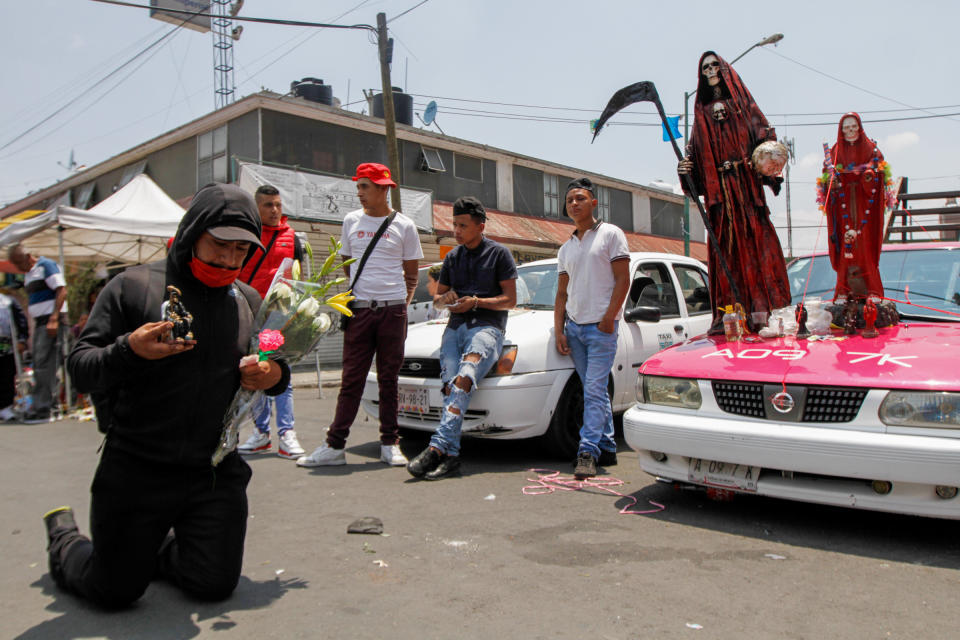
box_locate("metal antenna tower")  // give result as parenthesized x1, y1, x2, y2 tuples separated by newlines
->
(211, 0, 236, 109)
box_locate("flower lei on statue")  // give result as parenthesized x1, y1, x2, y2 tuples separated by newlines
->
(211, 237, 357, 466)
(816, 142, 896, 212)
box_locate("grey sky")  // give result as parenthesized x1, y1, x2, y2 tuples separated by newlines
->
(2, 0, 957, 255)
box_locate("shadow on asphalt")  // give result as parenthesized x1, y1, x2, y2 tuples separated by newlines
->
(17, 574, 308, 639)
(615, 481, 960, 570)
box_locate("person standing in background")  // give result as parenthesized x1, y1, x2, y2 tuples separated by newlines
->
(0, 291, 28, 421)
(8, 244, 67, 424)
(237, 184, 306, 460)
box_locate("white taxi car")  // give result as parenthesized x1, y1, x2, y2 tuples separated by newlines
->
(361, 252, 711, 457)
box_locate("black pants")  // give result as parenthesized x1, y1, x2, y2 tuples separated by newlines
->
(0, 352, 14, 408)
(48, 447, 252, 608)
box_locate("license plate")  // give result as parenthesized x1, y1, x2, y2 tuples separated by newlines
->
(687, 458, 760, 492)
(398, 385, 430, 413)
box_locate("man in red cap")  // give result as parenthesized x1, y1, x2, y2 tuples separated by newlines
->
(297, 163, 423, 468)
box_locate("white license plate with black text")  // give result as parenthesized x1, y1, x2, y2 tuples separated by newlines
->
(398, 385, 430, 413)
(687, 458, 761, 492)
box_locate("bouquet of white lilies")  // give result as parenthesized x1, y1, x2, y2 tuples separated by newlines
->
(211, 237, 356, 465)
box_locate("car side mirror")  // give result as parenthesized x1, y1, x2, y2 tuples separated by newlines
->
(624, 306, 661, 323)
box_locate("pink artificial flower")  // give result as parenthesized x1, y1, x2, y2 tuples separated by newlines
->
(258, 329, 285, 353)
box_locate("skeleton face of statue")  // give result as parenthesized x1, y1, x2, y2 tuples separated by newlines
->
(712, 102, 727, 122)
(844, 228, 858, 244)
(842, 116, 860, 143)
(701, 55, 721, 86)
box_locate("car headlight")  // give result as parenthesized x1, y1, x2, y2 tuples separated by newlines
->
(487, 345, 518, 377)
(639, 375, 702, 409)
(879, 391, 960, 428)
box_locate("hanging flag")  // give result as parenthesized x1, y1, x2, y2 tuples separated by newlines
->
(589, 118, 599, 133)
(662, 116, 682, 142)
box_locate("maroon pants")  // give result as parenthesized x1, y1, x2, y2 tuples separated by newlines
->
(326, 305, 407, 449)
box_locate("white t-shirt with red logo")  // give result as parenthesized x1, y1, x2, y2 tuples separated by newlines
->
(341, 209, 423, 300)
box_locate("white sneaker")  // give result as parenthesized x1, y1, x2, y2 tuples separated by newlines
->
(238, 431, 271, 455)
(380, 444, 408, 466)
(296, 443, 346, 467)
(0, 406, 15, 422)
(278, 430, 305, 459)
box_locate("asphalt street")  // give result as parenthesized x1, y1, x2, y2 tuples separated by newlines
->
(3, 382, 960, 639)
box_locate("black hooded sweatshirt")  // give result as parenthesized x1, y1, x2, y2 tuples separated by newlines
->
(69, 183, 290, 467)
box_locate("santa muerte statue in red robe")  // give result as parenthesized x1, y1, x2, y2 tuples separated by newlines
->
(678, 51, 791, 333)
(818, 112, 894, 301)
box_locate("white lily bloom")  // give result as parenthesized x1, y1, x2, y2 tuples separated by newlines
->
(265, 282, 295, 310)
(312, 313, 331, 333)
(297, 296, 321, 317)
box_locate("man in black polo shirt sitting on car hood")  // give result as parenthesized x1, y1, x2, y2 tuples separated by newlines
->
(407, 196, 517, 480)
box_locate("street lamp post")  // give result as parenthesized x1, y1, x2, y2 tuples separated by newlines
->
(680, 34, 783, 256)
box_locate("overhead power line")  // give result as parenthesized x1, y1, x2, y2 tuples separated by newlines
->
(89, 0, 377, 32)
(234, 0, 374, 93)
(389, 0, 431, 23)
(408, 93, 960, 119)
(408, 99, 960, 128)
(764, 48, 960, 125)
(0, 24, 182, 154)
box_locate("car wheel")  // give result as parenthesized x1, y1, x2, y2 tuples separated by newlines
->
(544, 372, 616, 459)
(543, 373, 584, 459)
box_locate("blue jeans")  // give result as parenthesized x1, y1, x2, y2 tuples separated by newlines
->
(429, 324, 504, 457)
(252, 382, 294, 435)
(565, 320, 618, 460)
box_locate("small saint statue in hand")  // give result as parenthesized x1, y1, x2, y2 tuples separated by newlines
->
(162, 285, 194, 341)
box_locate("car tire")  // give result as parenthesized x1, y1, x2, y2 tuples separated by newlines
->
(544, 372, 616, 459)
(543, 373, 584, 459)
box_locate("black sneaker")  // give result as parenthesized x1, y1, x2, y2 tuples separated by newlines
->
(573, 452, 597, 480)
(23, 410, 51, 425)
(407, 446, 443, 478)
(424, 455, 461, 481)
(43, 506, 77, 586)
(44, 506, 77, 539)
(598, 450, 618, 467)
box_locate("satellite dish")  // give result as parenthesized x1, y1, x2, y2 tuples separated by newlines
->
(423, 100, 437, 126)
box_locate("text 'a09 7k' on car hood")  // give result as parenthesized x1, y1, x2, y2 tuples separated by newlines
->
(640, 323, 960, 391)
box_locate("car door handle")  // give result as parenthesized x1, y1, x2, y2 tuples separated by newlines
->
(674, 324, 684, 333)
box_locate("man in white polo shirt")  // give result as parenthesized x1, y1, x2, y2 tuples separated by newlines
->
(554, 178, 630, 480)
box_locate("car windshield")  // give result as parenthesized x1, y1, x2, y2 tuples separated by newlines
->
(787, 248, 960, 321)
(515, 263, 558, 310)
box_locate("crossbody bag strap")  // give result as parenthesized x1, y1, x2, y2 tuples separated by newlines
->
(243, 230, 280, 283)
(348, 211, 396, 291)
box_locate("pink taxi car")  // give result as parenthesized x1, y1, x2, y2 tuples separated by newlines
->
(623, 243, 960, 519)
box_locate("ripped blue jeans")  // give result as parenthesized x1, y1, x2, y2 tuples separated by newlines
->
(429, 324, 505, 457)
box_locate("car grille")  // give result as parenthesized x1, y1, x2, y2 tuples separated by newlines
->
(399, 358, 442, 377)
(713, 382, 765, 418)
(712, 381, 867, 423)
(801, 387, 868, 422)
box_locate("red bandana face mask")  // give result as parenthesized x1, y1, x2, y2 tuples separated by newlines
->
(189, 256, 240, 288)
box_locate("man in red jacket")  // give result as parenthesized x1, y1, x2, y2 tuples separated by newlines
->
(236, 185, 305, 459)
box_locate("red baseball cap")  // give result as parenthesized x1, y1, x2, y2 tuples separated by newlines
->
(353, 162, 397, 188)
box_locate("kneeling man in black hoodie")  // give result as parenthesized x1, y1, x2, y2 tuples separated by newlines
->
(43, 183, 290, 608)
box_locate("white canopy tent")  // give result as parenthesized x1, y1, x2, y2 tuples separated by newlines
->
(0, 174, 186, 266)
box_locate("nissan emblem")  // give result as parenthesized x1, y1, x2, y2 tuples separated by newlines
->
(770, 391, 795, 414)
